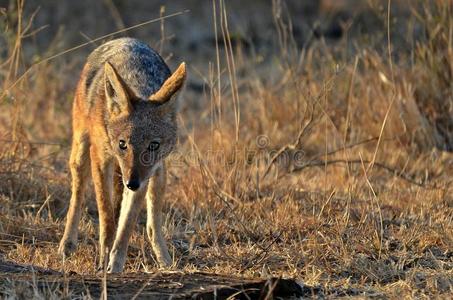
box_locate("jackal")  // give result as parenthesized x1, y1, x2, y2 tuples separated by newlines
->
(58, 38, 186, 273)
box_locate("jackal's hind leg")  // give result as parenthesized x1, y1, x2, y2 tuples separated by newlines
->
(59, 132, 90, 258)
(146, 162, 171, 268)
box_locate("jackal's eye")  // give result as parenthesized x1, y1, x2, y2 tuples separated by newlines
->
(119, 140, 127, 150)
(148, 141, 160, 151)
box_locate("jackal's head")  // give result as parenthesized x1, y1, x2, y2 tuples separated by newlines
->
(103, 62, 186, 191)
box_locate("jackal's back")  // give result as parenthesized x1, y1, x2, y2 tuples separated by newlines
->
(83, 38, 171, 106)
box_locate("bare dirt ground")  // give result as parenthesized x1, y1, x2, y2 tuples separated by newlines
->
(0, 0, 452, 298)
(0, 260, 306, 299)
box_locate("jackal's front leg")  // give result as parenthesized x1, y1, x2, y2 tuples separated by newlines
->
(112, 163, 124, 223)
(107, 184, 147, 273)
(146, 161, 171, 268)
(90, 147, 116, 269)
(59, 132, 90, 258)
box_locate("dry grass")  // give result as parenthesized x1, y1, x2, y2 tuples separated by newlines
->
(0, 0, 452, 298)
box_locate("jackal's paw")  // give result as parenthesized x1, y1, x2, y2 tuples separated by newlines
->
(106, 261, 123, 274)
(106, 250, 126, 274)
(96, 264, 106, 275)
(58, 239, 77, 259)
(96, 253, 111, 274)
(156, 252, 172, 269)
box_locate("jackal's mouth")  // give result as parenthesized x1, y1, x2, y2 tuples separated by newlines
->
(122, 162, 161, 192)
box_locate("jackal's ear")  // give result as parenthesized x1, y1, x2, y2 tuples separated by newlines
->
(104, 62, 133, 117)
(149, 62, 186, 104)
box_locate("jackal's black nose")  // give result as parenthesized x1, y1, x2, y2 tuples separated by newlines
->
(126, 179, 140, 191)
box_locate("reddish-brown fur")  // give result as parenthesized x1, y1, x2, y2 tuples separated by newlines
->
(59, 38, 186, 273)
